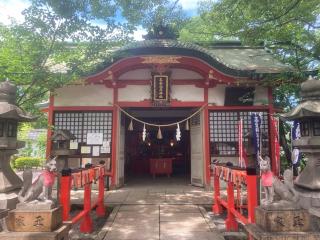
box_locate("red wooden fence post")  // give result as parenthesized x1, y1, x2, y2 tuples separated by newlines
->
(60, 169, 72, 221)
(96, 167, 105, 216)
(80, 171, 93, 233)
(225, 181, 238, 231)
(246, 174, 258, 223)
(212, 173, 222, 214)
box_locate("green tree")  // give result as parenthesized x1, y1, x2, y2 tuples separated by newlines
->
(180, 0, 320, 108)
(0, 0, 187, 123)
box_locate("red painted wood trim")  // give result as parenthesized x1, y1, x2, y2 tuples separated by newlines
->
(111, 87, 118, 186)
(114, 79, 205, 86)
(86, 56, 238, 85)
(207, 105, 269, 111)
(203, 87, 211, 185)
(117, 100, 206, 108)
(204, 88, 210, 185)
(46, 94, 54, 158)
(53, 106, 114, 111)
(267, 87, 277, 175)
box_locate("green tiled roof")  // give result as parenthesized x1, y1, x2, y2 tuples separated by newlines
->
(89, 39, 294, 79)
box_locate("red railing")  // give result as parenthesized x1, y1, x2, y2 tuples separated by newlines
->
(59, 165, 110, 233)
(212, 164, 258, 231)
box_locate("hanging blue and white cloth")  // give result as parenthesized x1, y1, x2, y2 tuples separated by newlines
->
(250, 113, 262, 156)
(292, 120, 301, 165)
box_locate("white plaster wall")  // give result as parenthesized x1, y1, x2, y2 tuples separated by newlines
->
(54, 85, 113, 106)
(254, 86, 269, 105)
(118, 68, 203, 80)
(171, 85, 204, 102)
(118, 69, 151, 80)
(171, 68, 203, 80)
(208, 85, 226, 106)
(118, 85, 150, 102)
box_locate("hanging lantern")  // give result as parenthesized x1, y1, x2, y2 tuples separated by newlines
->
(142, 124, 146, 141)
(185, 120, 190, 131)
(157, 127, 163, 139)
(176, 123, 181, 141)
(128, 119, 133, 131)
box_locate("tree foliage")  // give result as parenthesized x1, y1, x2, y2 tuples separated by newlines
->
(0, 0, 187, 123)
(180, 0, 320, 109)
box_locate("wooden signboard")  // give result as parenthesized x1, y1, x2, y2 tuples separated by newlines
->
(152, 74, 170, 105)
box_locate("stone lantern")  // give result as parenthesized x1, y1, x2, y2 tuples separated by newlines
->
(0, 80, 35, 209)
(282, 76, 320, 212)
(51, 129, 76, 170)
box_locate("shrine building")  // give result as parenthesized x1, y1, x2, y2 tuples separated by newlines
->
(45, 29, 293, 188)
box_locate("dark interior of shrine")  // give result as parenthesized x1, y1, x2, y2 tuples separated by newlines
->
(123, 108, 193, 181)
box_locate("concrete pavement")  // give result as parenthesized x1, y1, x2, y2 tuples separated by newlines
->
(102, 204, 224, 240)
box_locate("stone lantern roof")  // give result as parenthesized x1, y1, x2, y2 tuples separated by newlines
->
(52, 129, 76, 141)
(0, 80, 35, 121)
(282, 76, 320, 120)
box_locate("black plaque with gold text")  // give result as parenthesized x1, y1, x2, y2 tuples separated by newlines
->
(152, 75, 170, 105)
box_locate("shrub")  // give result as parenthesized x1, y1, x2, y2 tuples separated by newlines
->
(14, 157, 45, 170)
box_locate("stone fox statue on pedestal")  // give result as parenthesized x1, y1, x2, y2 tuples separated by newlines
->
(259, 155, 298, 205)
(18, 157, 57, 203)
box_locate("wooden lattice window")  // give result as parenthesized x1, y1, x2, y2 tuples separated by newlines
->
(53, 111, 113, 143)
(300, 121, 309, 137)
(7, 121, 17, 137)
(0, 120, 4, 137)
(313, 120, 320, 136)
(209, 111, 269, 156)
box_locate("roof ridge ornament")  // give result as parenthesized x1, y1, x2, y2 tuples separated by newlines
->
(143, 24, 178, 40)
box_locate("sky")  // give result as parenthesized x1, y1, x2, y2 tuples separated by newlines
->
(0, 0, 201, 40)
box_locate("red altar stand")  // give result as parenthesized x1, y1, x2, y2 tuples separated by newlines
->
(149, 158, 173, 178)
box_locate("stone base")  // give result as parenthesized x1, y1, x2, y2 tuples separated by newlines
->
(255, 206, 310, 232)
(245, 224, 320, 240)
(0, 192, 19, 210)
(6, 206, 62, 232)
(295, 186, 320, 211)
(0, 223, 70, 240)
(16, 201, 56, 210)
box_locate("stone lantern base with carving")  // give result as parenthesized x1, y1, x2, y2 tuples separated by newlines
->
(0, 80, 35, 210)
(282, 76, 320, 217)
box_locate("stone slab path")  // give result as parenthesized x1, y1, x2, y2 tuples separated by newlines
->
(102, 204, 224, 240)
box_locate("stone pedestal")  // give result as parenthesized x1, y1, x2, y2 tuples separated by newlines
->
(6, 207, 62, 232)
(255, 206, 310, 232)
(0, 223, 70, 240)
(245, 206, 320, 240)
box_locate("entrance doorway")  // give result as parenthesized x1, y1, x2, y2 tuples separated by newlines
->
(123, 108, 192, 183)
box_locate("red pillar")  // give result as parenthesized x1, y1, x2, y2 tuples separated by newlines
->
(80, 182, 93, 233)
(212, 174, 222, 214)
(246, 174, 258, 223)
(46, 94, 54, 159)
(111, 87, 118, 187)
(96, 167, 106, 216)
(203, 87, 211, 186)
(60, 171, 71, 221)
(225, 181, 238, 231)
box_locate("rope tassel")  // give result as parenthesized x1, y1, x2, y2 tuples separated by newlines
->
(185, 120, 190, 131)
(157, 127, 163, 139)
(142, 124, 146, 141)
(176, 123, 181, 141)
(128, 119, 133, 131)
